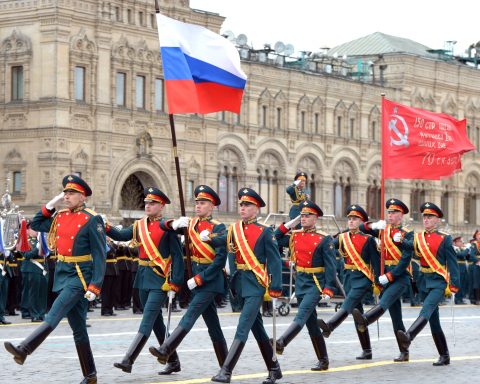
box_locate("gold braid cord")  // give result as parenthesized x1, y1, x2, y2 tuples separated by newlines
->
(47, 209, 69, 251)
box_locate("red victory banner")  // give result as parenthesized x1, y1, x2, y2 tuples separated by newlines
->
(382, 98, 475, 180)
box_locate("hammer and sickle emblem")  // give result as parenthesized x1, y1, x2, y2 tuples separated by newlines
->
(389, 114, 409, 147)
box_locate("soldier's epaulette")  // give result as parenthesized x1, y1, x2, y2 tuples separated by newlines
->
(210, 219, 221, 225)
(84, 208, 98, 217)
(315, 229, 329, 237)
(291, 229, 303, 234)
(400, 226, 411, 232)
(437, 230, 449, 236)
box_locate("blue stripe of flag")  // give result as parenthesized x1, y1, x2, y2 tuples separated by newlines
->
(161, 47, 246, 89)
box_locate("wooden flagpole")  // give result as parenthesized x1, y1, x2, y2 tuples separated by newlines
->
(380, 93, 386, 275)
(155, 1, 193, 278)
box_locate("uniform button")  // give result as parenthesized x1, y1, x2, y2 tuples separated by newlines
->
(78, 224, 81, 227)
(66, 212, 69, 215)
(85, 216, 88, 220)
(57, 224, 60, 227)
(57, 236, 60, 239)
(68, 249, 71, 252)
(71, 236, 74, 239)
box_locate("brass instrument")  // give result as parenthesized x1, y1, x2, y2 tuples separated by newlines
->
(1, 178, 22, 251)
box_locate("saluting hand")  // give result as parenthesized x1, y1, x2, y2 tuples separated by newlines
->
(199, 230, 210, 241)
(46, 192, 65, 210)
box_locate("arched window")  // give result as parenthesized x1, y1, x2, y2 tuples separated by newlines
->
(333, 176, 351, 217)
(367, 180, 381, 220)
(217, 148, 243, 213)
(465, 174, 479, 225)
(410, 183, 426, 221)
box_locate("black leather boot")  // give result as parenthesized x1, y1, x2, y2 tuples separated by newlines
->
(158, 353, 181, 375)
(4, 322, 53, 365)
(352, 305, 385, 333)
(213, 339, 229, 367)
(397, 316, 428, 351)
(76, 342, 97, 384)
(113, 333, 148, 373)
(355, 325, 372, 360)
(149, 326, 188, 365)
(432, 331, 450, 366)
(211, 339, 245, 383)
(394, 332, 409, 362)
(275, 322, 302, 355)
(258, 339, 282, 384)
(310, 334, 329, 371)
(317, 308, 348, 338)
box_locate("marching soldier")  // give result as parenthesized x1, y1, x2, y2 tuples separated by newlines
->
(108, 187, 184, 375)
(274, 201, 336, 371)
(114, 242, 132, 310)
(149, 185, 229, 370)
(21, 225, 48, 322)
(101, 239, 118, 316)
(286, 172, 308, 225)
(318, 205, 380, 360)
(397, 202, 460, 365)
(6, 250, 22, 317)
(0, 251, 12, 325)
(352, 198, 414, 362)
(211, 188, 283, 384)
(4, 174, 106, 384)
(453, 236, 469, 304)
(130, 245, 143, 314)
(469, 230, 480, 304)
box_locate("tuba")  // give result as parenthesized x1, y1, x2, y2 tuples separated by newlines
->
(1, 188, 21, 251)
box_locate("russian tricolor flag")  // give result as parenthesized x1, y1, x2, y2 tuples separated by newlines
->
(156, 14, 247, 115)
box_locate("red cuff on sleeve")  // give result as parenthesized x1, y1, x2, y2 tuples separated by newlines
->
(169, 282, 181, 293)
(449, 285, 459, 293)
(87, 284, 101, 296)
(41, 205, 54, 218)
(279, 223, 290, 234)
(269, 290, 282, 298)
(194, 274, 204, 287)
(323, 288, 334, 297)
(386, 272, 394, 282)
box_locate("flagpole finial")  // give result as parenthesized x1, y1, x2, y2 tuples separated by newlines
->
(381, 93, 386, 97)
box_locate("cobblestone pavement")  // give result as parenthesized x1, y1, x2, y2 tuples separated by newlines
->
(1, 302, 479, 384)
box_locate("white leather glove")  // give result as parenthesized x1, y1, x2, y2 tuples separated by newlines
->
(293, 179, 301, 186)
(167, 290, 176, 300)
(393, 232, 403, 242)
(284, 215, 301, 229)
(46, 192, 65, 210)
(172, 216, 189, 230)
(371, 220, 387, 230)
(36, 242, 41, 250)
(84, 291, 97, 302)
(379, 274, 389, 286)
(322, 294, 331, 302)
(199, 229, 210, 241)
(187, 277, 197, 290)
(465, 243, 472, 249)
(288, 260, 296, 269)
